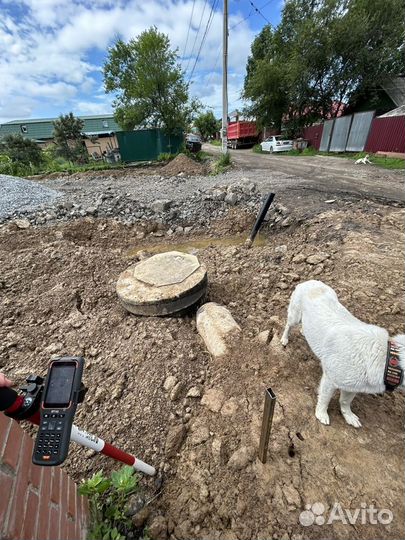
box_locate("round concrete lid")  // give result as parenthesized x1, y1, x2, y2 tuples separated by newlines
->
(116, 251, 207, 315)
(134, 251, 200, 287)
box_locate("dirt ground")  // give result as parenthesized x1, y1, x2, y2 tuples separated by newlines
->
(1, 162, 404, 539)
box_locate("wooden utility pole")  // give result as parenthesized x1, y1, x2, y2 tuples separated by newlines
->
(221, 0, 228, 154)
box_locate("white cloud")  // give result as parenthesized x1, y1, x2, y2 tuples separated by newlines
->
(0, 0, 255, 123)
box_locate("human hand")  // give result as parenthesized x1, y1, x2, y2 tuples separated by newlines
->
(0, 373, 13, 388)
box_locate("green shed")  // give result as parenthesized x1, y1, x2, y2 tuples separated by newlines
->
(116, 129, 184, 162)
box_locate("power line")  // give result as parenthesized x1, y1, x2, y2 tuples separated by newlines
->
(182, 0, 196, 60)
(230, 0, 272, 29)
(184, 0, 209, 75)
(206, 0, 272, 87)
(248, 0, 270, 24)
(188, 0, 219, 83)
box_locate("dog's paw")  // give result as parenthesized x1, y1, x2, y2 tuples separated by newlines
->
(280, 335, 289, 347)
(343, 412, 362, 428)
(315, 408, 330, 425)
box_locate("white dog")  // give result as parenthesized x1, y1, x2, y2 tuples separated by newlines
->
(355, 154, 372, 165)
(281, 280, 405, 427)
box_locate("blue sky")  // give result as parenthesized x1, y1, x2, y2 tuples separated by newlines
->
(0, 0, 282, 123)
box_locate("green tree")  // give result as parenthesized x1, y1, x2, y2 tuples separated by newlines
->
(104, 27, 200, 133)
(1, 134, 43, 167)
(194, 110, 218, 140)
(52, 112, 87, 163)
(244, 0, 404, 134)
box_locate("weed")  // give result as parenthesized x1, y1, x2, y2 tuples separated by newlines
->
(212, 152, 231, 174)
(210, 139, 221, 146)
(79, 466, 140, 540)
(252, 144, 262, 153)
(157, 152, 176, 162)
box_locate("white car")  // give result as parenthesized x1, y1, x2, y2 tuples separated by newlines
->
(260, 135, 293, 153)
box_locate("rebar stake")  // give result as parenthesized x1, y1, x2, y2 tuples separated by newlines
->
(258, 387, 276, 463)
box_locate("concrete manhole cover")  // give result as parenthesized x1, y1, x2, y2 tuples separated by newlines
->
(117, 251, 208, 316)
(134, 251, 200, 286)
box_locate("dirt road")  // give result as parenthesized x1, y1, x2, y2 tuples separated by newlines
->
(204, 144, 405, 205)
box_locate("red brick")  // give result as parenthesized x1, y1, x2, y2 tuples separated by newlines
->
(67, 478, 76, 518)
(0, 414, 12, 455)
(67, 518, 76, 540)
(21, 489, 39, 540)
(59, 475, 69, 540)
(48, 506, 60, 540)
(29, 466, 42, 491)
(1, 420, 23, 471)
(78, 495, 89, 539)
(36, 468, 51, 540)
(0, 470, 14, 536)
(6, 437, 33, 539)
(51, 467, 61, 504)
(81, 494, 89, 518)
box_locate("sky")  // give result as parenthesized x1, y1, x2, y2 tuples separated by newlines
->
(0, 0, 282, 123)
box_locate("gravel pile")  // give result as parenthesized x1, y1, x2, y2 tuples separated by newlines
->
(0, 174, 61, 220)
(0, 172, 269, 228)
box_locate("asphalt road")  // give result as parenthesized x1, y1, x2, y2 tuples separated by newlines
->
(204, 144, 405, 205)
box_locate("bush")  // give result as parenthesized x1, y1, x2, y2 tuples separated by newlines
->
(79, 466, 141, 540)
(252, 144, 262, 153)
(212, 151, 231, 174)
(301, 146, 317, 155)
(210, 139, 221, 146)
(157, 152, 176, 162)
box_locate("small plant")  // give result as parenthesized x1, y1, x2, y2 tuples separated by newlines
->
(79, 466, 140, 540)
(301, 146, 317, 156)
(212, 152, 231, 174)
(210, 139, 221, 146)
(252, 144, 262, 153)
(157, 152, 176, 162)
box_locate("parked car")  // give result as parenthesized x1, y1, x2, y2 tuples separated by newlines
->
(260, 135, 293, 153)
(185, 133, 202, 153)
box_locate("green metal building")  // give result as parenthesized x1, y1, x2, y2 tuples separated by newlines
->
(0, 114, 121, 143)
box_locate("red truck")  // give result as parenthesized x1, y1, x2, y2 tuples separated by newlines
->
(227, 120, 259, 149)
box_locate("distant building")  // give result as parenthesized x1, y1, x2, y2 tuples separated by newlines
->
(0, 114, 122, 158)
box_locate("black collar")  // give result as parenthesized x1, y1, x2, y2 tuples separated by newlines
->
(384, 341, 403, 392)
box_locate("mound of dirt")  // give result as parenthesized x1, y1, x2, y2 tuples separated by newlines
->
(162, 153, 207, 176)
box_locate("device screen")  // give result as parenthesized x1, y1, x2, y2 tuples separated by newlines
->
(44, 363, 75, 408)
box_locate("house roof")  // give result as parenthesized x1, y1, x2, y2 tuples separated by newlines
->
(378, 104, 405, 118)
(0, 114, 121, 140)
(381, 77, 405, 107)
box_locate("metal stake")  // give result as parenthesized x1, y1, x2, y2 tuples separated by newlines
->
(258, 387, 276, 463)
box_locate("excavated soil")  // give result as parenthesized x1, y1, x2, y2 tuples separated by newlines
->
(161, 154, 207, 176)
(0, 198, 404, 540)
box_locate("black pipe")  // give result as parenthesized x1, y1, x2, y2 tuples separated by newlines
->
(0, 386, 18, 411)
(248, 192, 275, 244)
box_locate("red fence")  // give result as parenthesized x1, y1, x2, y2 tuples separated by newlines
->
(365, 116, 405, 154)
(303, 124, 323, 150)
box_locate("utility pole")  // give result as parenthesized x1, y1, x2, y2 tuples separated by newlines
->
(221, 0, 228, 155)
